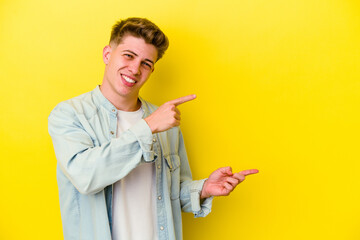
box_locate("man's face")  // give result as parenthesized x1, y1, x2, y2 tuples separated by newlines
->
(102, 35, 158, 100)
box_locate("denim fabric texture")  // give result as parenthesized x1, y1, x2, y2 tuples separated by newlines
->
(48, 86, 214, 240)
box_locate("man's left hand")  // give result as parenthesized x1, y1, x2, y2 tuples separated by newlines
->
(200, 167, 259, 199)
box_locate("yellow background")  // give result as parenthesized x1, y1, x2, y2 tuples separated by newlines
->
(1, 0, 359, 239)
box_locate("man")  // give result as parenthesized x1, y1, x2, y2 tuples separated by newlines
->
(48, 17, 258, 240)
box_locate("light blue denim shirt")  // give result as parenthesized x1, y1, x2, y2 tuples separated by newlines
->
(48, 86, 214, 240)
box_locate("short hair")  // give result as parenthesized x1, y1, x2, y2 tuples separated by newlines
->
(109, 17, 169, 61)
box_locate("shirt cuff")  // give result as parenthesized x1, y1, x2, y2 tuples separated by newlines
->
(128, 119, 157, 162)
(190, 179, 214, 218)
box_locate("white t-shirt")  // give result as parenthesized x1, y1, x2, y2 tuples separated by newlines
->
(112, 106, 158, 240)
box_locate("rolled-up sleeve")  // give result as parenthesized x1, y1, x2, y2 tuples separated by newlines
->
(189, 179, 214, 217)
(128, 119, 157, 162)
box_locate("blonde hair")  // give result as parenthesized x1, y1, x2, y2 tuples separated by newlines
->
(110, 17, 169, 61)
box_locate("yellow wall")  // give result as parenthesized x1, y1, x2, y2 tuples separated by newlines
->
(1, 0, 359, 239)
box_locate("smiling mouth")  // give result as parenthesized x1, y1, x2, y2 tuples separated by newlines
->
(122, 74, 136, 83)
(121, 74, 137, 87)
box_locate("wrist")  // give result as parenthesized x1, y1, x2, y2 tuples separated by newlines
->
(200, 180, 211, 199)
(144, 116, 156, 134)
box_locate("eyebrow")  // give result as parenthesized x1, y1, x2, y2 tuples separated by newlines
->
(123, 50, 155, 65)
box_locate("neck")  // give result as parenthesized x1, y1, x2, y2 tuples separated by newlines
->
(99, 85, 141, 112)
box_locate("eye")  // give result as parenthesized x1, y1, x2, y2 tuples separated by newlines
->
(142, 62, 152, 70)
(124, 54, 133, 59)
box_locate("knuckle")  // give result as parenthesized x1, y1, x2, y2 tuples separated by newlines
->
(169, 118, 177, 125)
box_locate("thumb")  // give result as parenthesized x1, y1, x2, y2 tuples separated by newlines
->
(220, 166, 233, 176)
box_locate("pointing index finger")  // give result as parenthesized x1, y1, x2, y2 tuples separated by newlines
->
(238, 169, 259, 176)
(167, 94, 197, 106)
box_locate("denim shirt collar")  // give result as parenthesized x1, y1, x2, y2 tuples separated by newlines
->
(92, 85, 151, 118)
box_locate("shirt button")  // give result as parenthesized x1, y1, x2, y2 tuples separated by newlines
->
(158, 196, 162, 200)
(153, 138, 157, 142)
(160, 226, 164, 231)
(112, 109, 115, 112)
(110, 131, 114, 135)
(157, 165, 161, 169)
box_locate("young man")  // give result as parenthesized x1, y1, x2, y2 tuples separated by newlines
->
(48, 17, 258, 240)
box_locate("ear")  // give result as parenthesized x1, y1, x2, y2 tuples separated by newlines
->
(103, 45, 112, 64)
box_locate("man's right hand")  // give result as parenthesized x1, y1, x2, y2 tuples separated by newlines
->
(144, 95, 196, 134)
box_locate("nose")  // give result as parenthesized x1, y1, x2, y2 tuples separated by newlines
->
(128, 61, 141, 75)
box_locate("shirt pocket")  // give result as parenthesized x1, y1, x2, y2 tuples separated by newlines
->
(164, 154, 181, 200)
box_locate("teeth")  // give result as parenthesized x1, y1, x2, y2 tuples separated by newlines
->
(122, 75, 135, 83)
